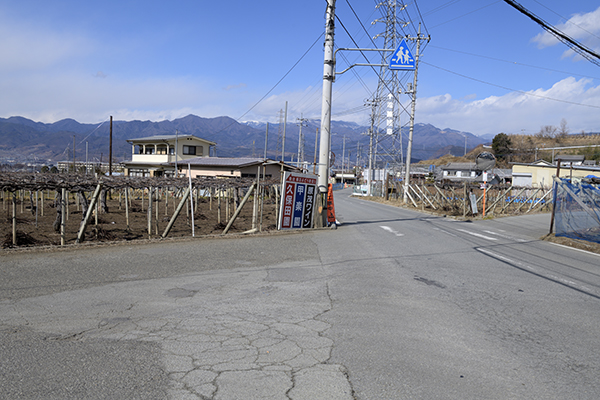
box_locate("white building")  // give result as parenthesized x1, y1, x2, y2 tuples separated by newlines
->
(123, 134, 216, 177)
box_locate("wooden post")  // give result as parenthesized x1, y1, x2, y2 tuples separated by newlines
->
(223, 181, 257, 234)
(125, 187, 130, 231)
(463, 182, 467, 218)
(155, 187, 159, 236)
(274, 185, 280, 226)
(225, 189, 230, 222)
(35, 191, 38, 227)
(161, 187, 191, 238)
(165, 188, 169, 216)
(147, 186, 153, 237)
(12, 191, 17, 246)
(76, 183, 103, 243)
(253, 166, 260, 229)
(61, 188, 66, 246)
(217, 188, 221, 224)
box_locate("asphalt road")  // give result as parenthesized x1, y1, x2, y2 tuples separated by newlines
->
(1, 188, 599, 399)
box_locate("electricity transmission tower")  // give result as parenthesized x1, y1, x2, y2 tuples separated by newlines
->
(368, 1, 429, 180)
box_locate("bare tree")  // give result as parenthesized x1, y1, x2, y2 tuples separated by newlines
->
(536, 125, 558, 139)
(558, 118, 569, 138)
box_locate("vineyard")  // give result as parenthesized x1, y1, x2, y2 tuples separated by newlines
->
(1, 173, 280, 249)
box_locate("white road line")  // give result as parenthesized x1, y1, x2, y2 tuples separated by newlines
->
(380, 226, 404, 237)
(456, 229, 498, 241)
(483, 230, 527, 242)
(548, 242, 600, 258)
(478, 248, 594, 293)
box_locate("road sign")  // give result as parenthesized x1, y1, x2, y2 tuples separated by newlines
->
(279, 172, 318, 230)
(389, 38, 415, 70)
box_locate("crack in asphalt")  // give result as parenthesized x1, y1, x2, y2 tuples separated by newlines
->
(0, 265, 354, 399)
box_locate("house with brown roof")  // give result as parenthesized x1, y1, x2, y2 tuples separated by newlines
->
(179, 157, 299, 181)
(122, 134, 216, 177)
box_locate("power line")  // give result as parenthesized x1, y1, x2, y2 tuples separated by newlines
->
(503, 0, 600, 67)
(530, 0, 600, 42)
(206, 32, 324, 139)
(429, 1, 501, 30)
(422, 61, 600, 109)
(428, 45, 600, 80)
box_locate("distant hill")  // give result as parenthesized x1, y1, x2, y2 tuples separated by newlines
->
(0, 115, 488, 166)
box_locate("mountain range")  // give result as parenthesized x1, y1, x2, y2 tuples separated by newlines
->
(0, 115, 490, 166)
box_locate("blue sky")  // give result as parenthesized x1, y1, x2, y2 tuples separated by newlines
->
(1, 0, 600, 136)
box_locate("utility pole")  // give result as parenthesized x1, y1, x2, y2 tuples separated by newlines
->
(317, 0, 336, 227)
(341, 135, 346, 185)
(297, 116, 308, 167)
(263, 122, 269, 160)
(318, 0, 335, 191)
(403, 24, 429, 204)
(281, 101, 288, 162)
(109, 116, 113, 176)
(365, 99, 378, 196)
(72, 135, 76, 173)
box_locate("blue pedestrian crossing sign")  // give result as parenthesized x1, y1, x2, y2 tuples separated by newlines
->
(389, 38, 415, 70)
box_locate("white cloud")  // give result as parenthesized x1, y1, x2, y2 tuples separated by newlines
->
(532, 6, 600, 61)
(417, 77, 600, 135)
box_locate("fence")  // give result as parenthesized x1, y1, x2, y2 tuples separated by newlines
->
(354, 181, 553, 218)
(553, 176, 600, 243)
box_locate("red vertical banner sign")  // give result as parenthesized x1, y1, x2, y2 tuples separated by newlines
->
(326, 183, 336, 224)
(278, 172, 318, 230)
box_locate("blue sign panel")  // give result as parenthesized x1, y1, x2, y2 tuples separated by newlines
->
(389, 38, 415, 70)
(292, 184, 305, 228)
(302, 185, 316, 228)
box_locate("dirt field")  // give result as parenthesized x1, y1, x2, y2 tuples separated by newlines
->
(2, 192, 279, 249)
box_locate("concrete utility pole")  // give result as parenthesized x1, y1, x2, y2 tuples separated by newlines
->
(297, 116, 308, 167)
(403, 24, 428, 204)
(281, 101, 288, 162)
(318, 0, 336, 192)
(341, 134, 346, 185)
(263, 122, 269, 160)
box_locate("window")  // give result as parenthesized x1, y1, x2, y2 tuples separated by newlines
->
(183, 145, 196, 155)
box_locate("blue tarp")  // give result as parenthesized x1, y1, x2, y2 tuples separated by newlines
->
(554, 178, 600, 243)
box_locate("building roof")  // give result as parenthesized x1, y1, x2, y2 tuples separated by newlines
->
(126, 134, 216, 145)
(180, 157, 299, 170)
(555, 154, 585, 162)
(183, 157, 263, 168)
(441, 162, 476, 170)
